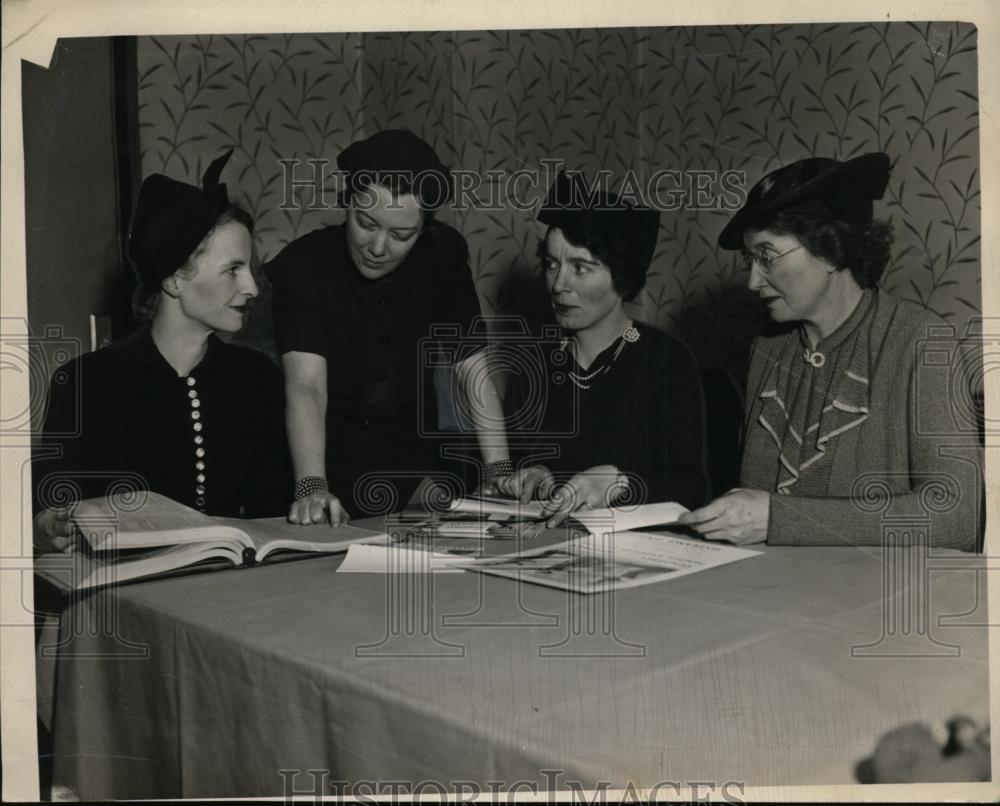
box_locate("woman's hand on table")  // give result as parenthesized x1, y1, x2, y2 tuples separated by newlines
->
(33, 505, 76, 553)
(492, 465, 556, 504)
(287, 491, 351, 527)
(676, 488, 769, 545)
(475, 478, 501, 496)
(540, 465, 627, 528)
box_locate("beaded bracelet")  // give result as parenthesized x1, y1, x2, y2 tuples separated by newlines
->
(294, 475, 329, 500)
(482, 459, 514, 481)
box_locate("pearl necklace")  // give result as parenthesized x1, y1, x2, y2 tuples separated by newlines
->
(560, 323, 640, 390)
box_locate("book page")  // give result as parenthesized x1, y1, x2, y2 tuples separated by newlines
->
(584, 529, 760, 569)
(33, 541, 244, 592)
(73, 492, 244, 550)
(387, 519, 576, 560)
(397, 509, 547, 541)
(471, 547, 670, 593)
(447, 496, 689, 535)
(212, 516, 388, 561)
(571, 502, 690, 533)
(336, 544, 475, 574)
(447, 496, 547, 519)
(472, 529, 760, 594)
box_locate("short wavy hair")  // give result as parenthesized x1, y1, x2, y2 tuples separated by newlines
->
(745, 211, 894, 289)
(536, 222, 646, 302)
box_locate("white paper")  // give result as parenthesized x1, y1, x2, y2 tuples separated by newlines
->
(571, 502, 690, 533)
(472, 529, 759, 594)
(586, 529, 759, 567)
(447, 497, 689, 535)
(336, 544, 478, 574)
(448, 496, 546, 518)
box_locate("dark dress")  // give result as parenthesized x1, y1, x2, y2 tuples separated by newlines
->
(264, 222, 482, 515)
(505, 321, 708, 509)
(33, 326, 292, 518)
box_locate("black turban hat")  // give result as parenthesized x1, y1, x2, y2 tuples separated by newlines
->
(537, 171, 661, 300)
(718, 152, 891, 250)
(127, 149, 234, 288)
(337, 129, 453, 210)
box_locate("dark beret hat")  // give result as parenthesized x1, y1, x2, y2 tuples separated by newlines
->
(127, 149, 234, 287)
(538, 171, 661, 286)
(337, 129, 453, 209)
(718, 152, 892, 250)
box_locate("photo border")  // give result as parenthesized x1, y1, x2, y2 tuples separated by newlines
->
(1, 0, 997, 801)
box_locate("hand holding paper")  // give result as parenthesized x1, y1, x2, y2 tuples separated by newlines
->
(538, 465, 627, 527)
(676, 488, 769, 545)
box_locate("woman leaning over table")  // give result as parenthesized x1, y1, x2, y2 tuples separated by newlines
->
(485, 171, 709, 525)
(676, 153, 982, 550)
(264, 129, 507, 524)
(33, 150, 293, 552)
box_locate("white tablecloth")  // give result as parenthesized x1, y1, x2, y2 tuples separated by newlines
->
(45, 539, 989, 798)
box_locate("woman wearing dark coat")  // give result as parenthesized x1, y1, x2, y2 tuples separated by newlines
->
(489, 172, 709, 524)
(264, 129, 506, 523)
(33, 151, 293, 552)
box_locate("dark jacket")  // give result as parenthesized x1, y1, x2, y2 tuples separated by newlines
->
(33, 326, 292, 518)
(506, 321, 709, 509)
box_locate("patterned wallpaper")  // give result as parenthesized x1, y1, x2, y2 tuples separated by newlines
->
(137, 23, 980, 378)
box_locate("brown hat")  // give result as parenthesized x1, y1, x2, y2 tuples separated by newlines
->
(718, 152, 891, 250)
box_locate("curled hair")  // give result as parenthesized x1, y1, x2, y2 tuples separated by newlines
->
(536, 222, 645, 301)
(132, 203, 255, 320)
(747, 211, 894, 289)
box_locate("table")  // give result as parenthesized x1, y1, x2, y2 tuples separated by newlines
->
(43, 532, 989, 799)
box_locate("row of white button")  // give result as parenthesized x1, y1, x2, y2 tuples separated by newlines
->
(186, 376, 207, 511)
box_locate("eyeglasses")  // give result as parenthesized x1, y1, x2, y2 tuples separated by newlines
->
(741, 244, 804, 274)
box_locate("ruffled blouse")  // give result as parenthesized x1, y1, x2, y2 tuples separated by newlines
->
(753, 289, 875, 495)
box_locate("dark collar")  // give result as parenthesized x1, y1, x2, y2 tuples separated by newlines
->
(101, 324, 236, 375)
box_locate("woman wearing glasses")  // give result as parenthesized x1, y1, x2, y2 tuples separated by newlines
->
(677, 153, 981, 550)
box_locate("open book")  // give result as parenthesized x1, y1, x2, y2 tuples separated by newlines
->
(33, 492, 387, 592)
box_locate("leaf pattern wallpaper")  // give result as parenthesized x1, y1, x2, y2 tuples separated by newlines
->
(136, 23, 980, 380)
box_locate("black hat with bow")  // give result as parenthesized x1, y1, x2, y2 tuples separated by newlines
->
(127, 149, 234, 288)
